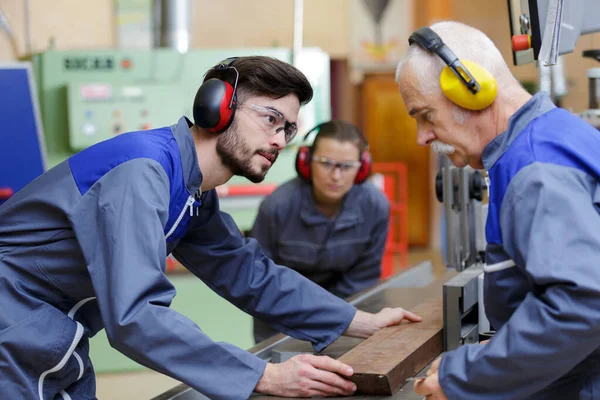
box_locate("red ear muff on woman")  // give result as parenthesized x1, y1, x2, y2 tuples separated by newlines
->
(295, 145, 312, 181)
(354, 150, 372, 184)
(295, 121, 372, 184)
(193, 57, 239, 134)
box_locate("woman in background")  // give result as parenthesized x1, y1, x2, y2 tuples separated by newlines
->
(250, 120, 390, 344)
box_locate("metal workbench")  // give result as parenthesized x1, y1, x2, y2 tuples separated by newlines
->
(152, 261, 456, 400)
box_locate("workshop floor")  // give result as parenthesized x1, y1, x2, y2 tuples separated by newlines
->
(95, 248, 445, 399)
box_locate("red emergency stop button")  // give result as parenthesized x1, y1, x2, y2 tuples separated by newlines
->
(121, 59, 132, 69)
(0, 187, 14, 199)
(512, 35, 531, 52)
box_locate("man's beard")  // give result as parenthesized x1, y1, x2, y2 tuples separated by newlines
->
(431, 140, 456, 155)
(216, 120, 278, 183)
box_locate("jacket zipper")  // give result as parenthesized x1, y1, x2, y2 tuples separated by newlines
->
(165, 195, 194, 239)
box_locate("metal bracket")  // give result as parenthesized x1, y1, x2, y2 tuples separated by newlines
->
(443, 264, 484, 352)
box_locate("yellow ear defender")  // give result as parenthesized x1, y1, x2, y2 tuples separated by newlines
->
(440, 60, 497, 110)
(409, 27, 497, 111)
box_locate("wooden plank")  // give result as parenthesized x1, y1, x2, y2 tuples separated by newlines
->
(338, 298, 443, 395)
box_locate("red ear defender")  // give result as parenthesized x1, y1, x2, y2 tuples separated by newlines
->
(193, 57, 239, 134)
(295, 146, 312, 181)
(208, 81, 236, 133)
(355, 150, 372, 184)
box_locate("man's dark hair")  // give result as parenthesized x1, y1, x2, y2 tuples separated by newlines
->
(204, 56, 313, 106)
(312, 120, 367, 158)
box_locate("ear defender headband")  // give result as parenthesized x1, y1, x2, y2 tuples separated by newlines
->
(408, 27, 497, 111)
(295, 122, 372, 184)
(193, 57, 239, 133)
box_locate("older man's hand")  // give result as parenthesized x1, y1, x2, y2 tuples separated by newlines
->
(413, 356, 447, 399)
(426, 356, 442, 377)
(414, 372, 448, 400)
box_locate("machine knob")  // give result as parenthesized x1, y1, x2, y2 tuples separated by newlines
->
(469, 171, 486, 201)
(435, 171, 443, 203)
(512, 34, 531, 52)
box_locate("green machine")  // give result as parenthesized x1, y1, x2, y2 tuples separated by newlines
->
(31, 47, 331, 230)
(29, 47, 331, 373)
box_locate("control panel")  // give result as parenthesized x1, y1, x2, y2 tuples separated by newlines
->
(68, 82, 197, 150)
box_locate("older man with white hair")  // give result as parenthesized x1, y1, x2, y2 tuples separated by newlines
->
(396, 21, 600, 400)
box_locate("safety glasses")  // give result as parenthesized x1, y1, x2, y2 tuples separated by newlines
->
(239, 104, 298, 144)
(312, 156, 362, 173)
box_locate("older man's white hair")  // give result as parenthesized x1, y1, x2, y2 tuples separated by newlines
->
(396, 21, 521, 110)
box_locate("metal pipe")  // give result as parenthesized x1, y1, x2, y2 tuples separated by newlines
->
(458, 169, 471, 271)
(151, 0, 162, 48)
(442, 157, 456, 270)
(539, 64, 552, 97)
(152, 0, 190, 53)
(292, 0, 304, 66)
(588, 68, 600, 109)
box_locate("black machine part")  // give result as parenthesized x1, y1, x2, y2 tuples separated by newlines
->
(584, 50, 600, 110)
(583, 50, 600, 63)
(436, 169, 487, 203)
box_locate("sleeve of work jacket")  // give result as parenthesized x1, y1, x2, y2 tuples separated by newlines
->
(331, 199, 389, 299)
(438, 162, 600, 400)
(68, 159, 264, 400)
(174, 190, 357, 352)
(249, 197, 278, 259)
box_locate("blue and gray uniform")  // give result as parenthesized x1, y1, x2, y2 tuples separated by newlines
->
(0, 117, 357, 400)
(438, 92, 600, 399)
(250, 177, 389, 342)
